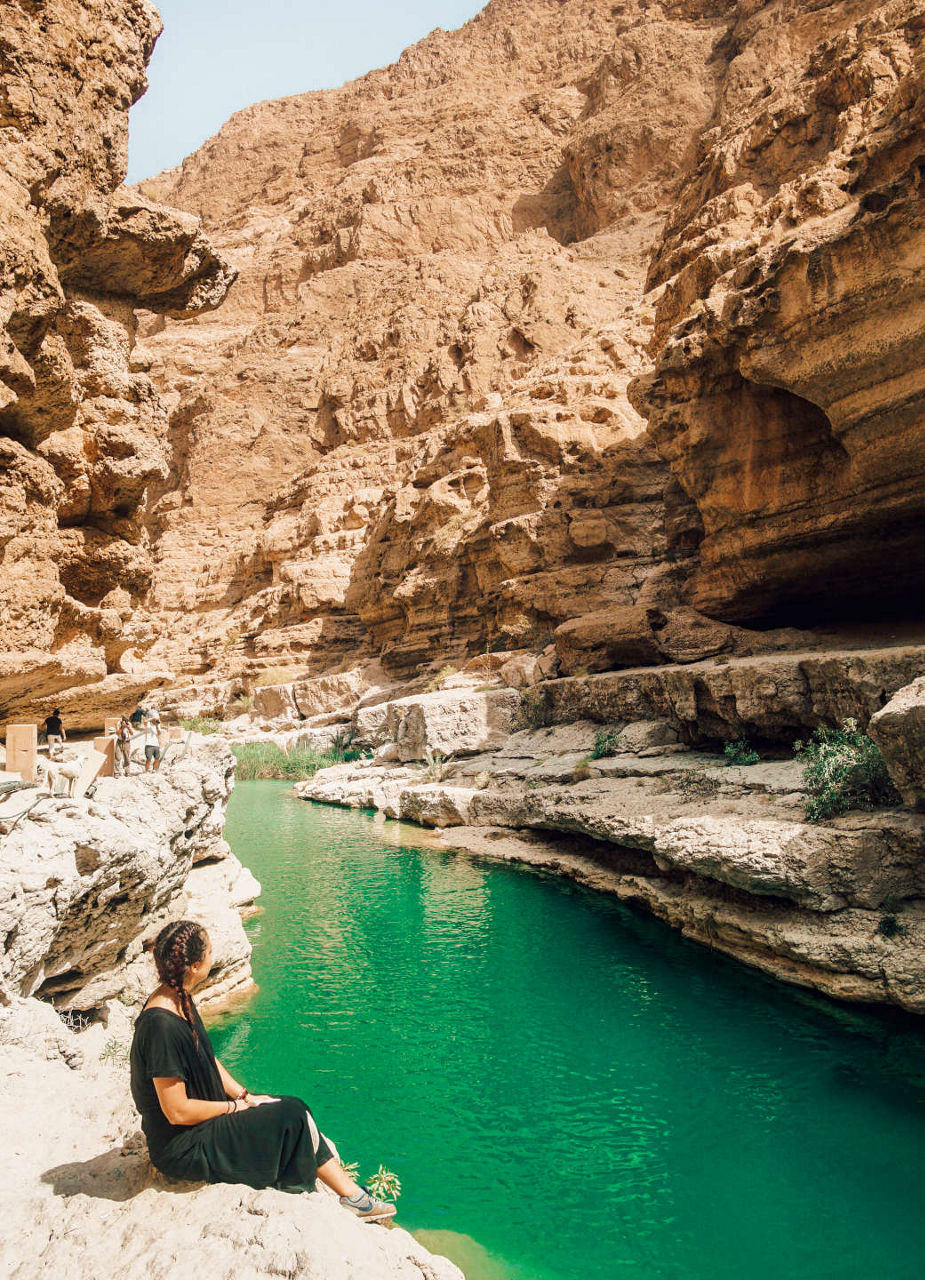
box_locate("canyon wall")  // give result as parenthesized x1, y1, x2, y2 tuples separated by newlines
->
(0, 0, 234, 729)
(136, 0, 924, 697)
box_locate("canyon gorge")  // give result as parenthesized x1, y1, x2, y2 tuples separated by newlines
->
(0, 0, 924, 1273)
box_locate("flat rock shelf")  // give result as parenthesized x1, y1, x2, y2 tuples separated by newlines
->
(214, 781, 925, 1280)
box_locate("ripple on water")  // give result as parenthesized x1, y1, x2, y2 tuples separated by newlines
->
(210, 783, 925, 1280)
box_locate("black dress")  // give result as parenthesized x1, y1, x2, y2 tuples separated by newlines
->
(129, 1003, 333, 1188)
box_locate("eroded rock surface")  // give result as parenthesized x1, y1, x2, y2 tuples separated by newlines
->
(0, 0, 234, 727)
(127, 0, 925, 697)
(0, 739, 254, 1010)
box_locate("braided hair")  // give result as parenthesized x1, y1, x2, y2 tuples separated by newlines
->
(148, 920, 208, 1050)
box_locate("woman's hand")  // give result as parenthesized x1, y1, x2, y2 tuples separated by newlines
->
(248, 1094, 281, 1106)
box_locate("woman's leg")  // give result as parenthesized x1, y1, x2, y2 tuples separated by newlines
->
(315, 1156, 361, 1198)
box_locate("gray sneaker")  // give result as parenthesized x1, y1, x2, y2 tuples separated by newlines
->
(339, 1187, 397, 1223)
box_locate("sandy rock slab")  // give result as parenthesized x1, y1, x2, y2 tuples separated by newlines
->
(0, 999, 463, 1280)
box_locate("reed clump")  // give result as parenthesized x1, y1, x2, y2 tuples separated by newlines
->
(231, 737, 366, 781)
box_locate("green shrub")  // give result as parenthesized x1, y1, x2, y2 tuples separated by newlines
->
(180, 716, 224, 735)
(99, 1037, 131, 1065)
(794, 718, 901, 823)
(591, 729, 621, 759)
(338, 1162, 401, 1201)
(571, 755, 592, 782)
(519, 688, 549, 729)
(877, 914, 909, 940)
(724, 739, 760, 767)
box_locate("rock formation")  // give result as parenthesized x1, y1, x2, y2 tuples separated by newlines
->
(134, 0, 924, 698)
(0, 739, 255, 1011)
(294, 655, 925, 1014)
(0, 0, 235, 729)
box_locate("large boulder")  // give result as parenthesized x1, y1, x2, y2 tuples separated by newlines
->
(869, 677, 925, 809)
(354, 688, 522, 761)
(554, 607, 663, 675)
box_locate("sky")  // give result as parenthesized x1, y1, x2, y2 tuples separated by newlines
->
(127, 0, 486, 183)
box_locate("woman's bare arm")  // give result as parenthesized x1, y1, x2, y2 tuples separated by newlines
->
(154, 1076, 243, 1125)
(215, 1057, 246, 1100)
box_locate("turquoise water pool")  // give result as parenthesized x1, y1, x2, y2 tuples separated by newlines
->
(211, 781, 925, 1280)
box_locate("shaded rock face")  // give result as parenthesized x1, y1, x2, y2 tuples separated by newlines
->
(632, 0, 925, 624)
(0, 1, 234, 725)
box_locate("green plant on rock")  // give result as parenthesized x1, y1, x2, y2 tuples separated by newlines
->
(338, 1161, 401, 1201)
(724, 739, 760, 767)
(366, 1165, 402, 1201)
(423, 748, 451, 782)
(519, 688, 549, 729)
(331, 728, 367, 763)
(591, 729, 621, 759)
(794, 718, 901, 823)
(571, 755, 593, 783)
(876, 914, 909, 940)
(180, 716, 224, 735)
(99, 1037, 131, 1065)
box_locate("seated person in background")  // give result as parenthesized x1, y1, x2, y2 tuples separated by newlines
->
(44, 709, 66, 756)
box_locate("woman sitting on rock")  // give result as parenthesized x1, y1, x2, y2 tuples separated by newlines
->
(130, 920, 395, 1222)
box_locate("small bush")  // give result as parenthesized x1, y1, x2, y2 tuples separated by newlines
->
(366, 1165, 402, 1201)
(572, 755, 593, 783)
(591, 729, 621, 759)
(794, 718, 901, 823)
(519, 688, 549, 729)
(99, 1037, 131, 1064)
(877, 914, 909, 940)
(424, 664, 458, 693)
(672, 767, 721, 801)
(423, 748, 451, 782)
(180, 716, 224, 735)
(339, 1162, 401, 1201)
(724, 739, 760, 767)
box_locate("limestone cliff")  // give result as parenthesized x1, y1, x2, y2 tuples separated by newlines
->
(136, 0, 924, 695)
(0, 0, 235, 729)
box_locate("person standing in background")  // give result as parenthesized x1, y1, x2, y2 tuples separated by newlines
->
(115, 715, 133, 777)
(44, 708, 66, 756)
(144, 710, 162, 773)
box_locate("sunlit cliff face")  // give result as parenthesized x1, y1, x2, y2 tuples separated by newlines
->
(0, 0, 235, 728)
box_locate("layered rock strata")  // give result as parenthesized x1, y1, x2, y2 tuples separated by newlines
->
(0, 0, 234, 727)
(295, 653, 925, 1014)
(0, 739, 255, 1011)
(0, 998, 462, 1280)
(133, 0, 924, 695)
(133, 0, 733, 683)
